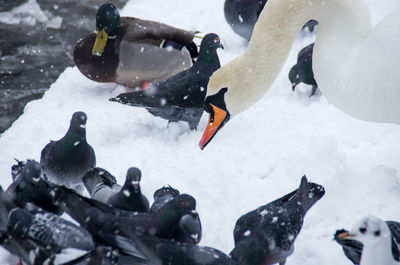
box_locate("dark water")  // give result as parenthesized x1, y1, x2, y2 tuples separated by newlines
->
(0, 0, 127, 134)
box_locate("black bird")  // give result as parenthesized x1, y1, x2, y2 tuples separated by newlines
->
(110, 33, 223, 130)
(8, 159, 63, 215)
(288, 43, 318, 97)
(334, 221, 400, 264)
(51, 186, 197, 245)
(230, 176, 325, 265)
(82, 167, 121, 204)
(8, 208, 95, 251)
(149, 185, 202, 244)
(108, 167, 149, 212)
(149, 185, 180, 213)
(0, 188, 94, 265)
(173, 211, 202, 244)
(40, 111, 96, 192)
(224, 0, 267, 40)
(83, 167, 150, 212)
(224, 0, 318, 41)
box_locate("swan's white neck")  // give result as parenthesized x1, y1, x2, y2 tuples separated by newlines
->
(209, 0, 371, 116)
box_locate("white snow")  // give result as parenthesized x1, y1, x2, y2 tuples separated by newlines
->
(1, 0, 400, 264)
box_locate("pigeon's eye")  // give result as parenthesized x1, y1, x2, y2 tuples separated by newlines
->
(359, 227, 367, 234)
(214, 37, 220, 43)
(182, 202, 189, 208)
(374, 230, 381, 236)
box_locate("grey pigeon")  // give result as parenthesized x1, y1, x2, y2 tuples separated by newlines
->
(110, 33, 223, 130)
(82, 167, 121, 204)
(149, 185, 180, 213)
(40, 111, 96, 192)
(108, 167, 149, 212)
(230, 175, 325, 265)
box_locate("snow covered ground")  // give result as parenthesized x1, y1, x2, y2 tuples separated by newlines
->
(1, 0, 400, 264)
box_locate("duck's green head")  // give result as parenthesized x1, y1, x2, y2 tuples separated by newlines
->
(92, 3, 121, 56)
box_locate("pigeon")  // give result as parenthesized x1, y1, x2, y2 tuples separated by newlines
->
(149, 185, 180, 213)
(82, 167, 121, 204)
(110, 33, 223, 130)
(51, 186, 197, 245)
(8, 159, 63, 215)
(173, 211, 202, 244)
(0, 188, 94, 265)
(230, 175, 325, 265)
(334, 221, 400, 264)
(8, 208, 94, 251)
(336, 216, 400, 265)
(83, 167, 150, 212)
(288, 43, 318, 96)
(149, 185, 201, 244)
(108, 167, 150, 212)
(40, 111, 96, 192)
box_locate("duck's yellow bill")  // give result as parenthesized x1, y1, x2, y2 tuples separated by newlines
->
(92, 28, 108, 56)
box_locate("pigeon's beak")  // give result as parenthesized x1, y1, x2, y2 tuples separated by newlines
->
(219, 43, 224, 49)
(335, 230, 356, 240)
(199, 104, 229, 150)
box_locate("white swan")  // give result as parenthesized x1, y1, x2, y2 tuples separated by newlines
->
(338, 216, 400, 265)
(199, 0, 400, 149)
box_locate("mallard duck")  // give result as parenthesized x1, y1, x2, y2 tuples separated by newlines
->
(199, 0, 400, 149)
(74, 3, 199, 88)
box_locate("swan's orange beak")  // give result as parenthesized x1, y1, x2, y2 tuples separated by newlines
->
(199, 104, 228, 150)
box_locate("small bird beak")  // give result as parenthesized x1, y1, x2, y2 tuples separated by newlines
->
(335, 230, 356, 240)
(92, 28, 108, 56)
(292, 83, 297, 91)
(199, 104, 229, 150)
(219, 43, 224, 49)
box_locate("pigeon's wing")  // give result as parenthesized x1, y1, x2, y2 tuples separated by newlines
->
(8, 209, 94, 250)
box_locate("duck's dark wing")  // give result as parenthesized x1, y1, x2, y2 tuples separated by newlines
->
(122, 17, 195, 46)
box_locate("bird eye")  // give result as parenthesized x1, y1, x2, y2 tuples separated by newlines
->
(182, 202, 189, 208)
(214, 37, 220, 43)
(359, 227, 367, 234)
(374, 230, 380, 236)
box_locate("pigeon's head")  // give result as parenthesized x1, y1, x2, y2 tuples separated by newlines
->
(126, 167, 142, 191)
(92, 2, 121, 56)
(338, 216, 391, 247)
(199, 33, 224, 53)
(175, 212, 202, 244)
(153, 185, 180, 200)
(174, 194, 197, 214)
(70, 111, 88, 131)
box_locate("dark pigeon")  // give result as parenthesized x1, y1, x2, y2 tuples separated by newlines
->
(98, 233, 232, 265)
(173, 211, 202, 244)
(224, 0, 317, 40)
(8, 208, 95, 251)
(149, 185, 180, 213)
(230, 175, 325, 265)
(82, 167, 121, 204)
(334, 221, 400, 264)
(0, 188, 93, 265)
(288, 43, 318, 96)
(108, 167, 150, 212)
(40, 111, 96, 192)
(8, 159, 63, 215)
(110, 33, 223, 130)
(150, 185, 202, 244)
(51, 186, 197, 245)
(224, 0, 267, 40)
